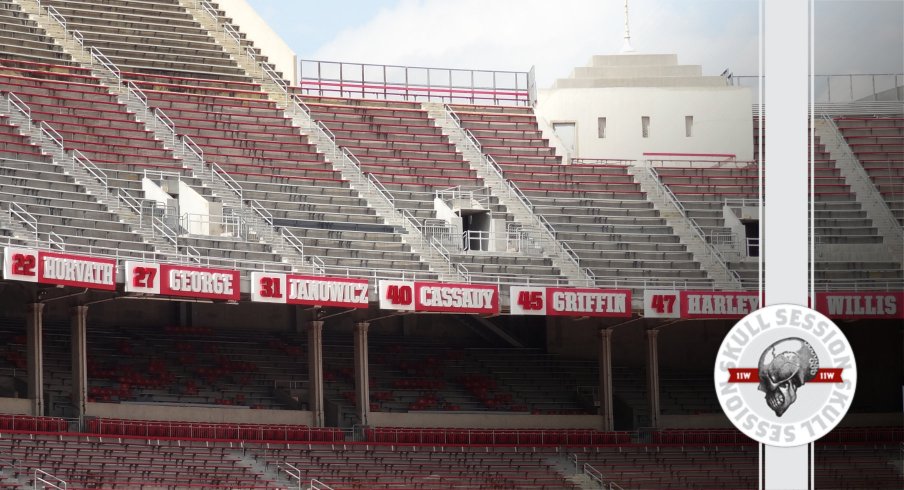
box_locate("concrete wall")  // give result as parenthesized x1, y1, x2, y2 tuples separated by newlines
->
(536, 86, 754, 161)
(217, 0, 297, 85)
(0, 397, 31, 415)
(86, 402, 313, 425)
(368, 412, 602, 429)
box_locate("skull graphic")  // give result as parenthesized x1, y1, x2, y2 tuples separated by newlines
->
(757, 338, 819, 417)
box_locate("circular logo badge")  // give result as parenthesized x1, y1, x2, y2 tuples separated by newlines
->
(714, 304, 857, 447)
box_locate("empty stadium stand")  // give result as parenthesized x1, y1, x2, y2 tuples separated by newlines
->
(447, 103, 715, 294)
(833, 116, 904, 225)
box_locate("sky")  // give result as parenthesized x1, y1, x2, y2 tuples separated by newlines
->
(245, 0, 903, 88)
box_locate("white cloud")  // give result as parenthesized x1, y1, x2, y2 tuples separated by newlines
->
(312, 0, 755, 88)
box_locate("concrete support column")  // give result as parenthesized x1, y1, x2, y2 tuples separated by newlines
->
(71, 305, 88, 421)
(353, 322, 370, 426)
(26, 303, 44, 416)
(598, 328, 614, 431)
(645, 329, 660, 429)
(307, 320, 324, 427)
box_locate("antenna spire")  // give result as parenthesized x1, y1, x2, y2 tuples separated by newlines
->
(621, 0, 635, 53)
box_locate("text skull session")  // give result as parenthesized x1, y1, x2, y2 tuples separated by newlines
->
(2, 247, 901, 319)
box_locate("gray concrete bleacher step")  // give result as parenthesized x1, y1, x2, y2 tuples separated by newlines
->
(181, 0, 459, 281)
(424, 102, 592, 287)
(628, 163, 743, 290)
(814, 118, 903, 261)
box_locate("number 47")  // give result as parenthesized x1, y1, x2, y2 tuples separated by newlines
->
(651, 294, 676, 314)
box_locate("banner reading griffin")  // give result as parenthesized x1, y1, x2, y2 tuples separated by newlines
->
(714, 304, 856, 447)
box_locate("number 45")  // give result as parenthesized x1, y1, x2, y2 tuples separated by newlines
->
(517, 291, 543, 311)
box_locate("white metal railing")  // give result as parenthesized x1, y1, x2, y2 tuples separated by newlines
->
(185, 245, 202, 264)
(308, 479, 334, 490)
(47, 231, 64, 251)
(45, 5, 67, 30)
(732, 73, 904, 104)
(299, 58, 532, 106)
(724, 197, 760, 209)
(249, 199, 273, 226)
(180, 212, 244, 238)
(276, 461, 302, 490)
(151, 215, 178, 246)
(583, 463, 604, 487)
(116, 188, 143, 216)
(71, 149, 107, 194)
(646, 165, 743, 285)
(210, 163, 243, 201)
(89, 47, 120, 85)
(6, 92, 31, 130)
(153, 108, 178, 148)
(34, 468, 67, 489)
(39, 121, 64, 150)
(9, 202, 38, 242)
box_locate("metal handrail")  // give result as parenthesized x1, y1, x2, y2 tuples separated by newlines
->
(182, 135, 204, 161)
(210, 162, 243, 201)
(308, 479, 334, 490)
(47, 231, 64, 251)
(6, 92, 31, 130)
(34, 468, 67, 489)
(89, 47, 120, 83)
(185, 245, 202, 264)
(9, 202, 38, 240)
(280, 227, 305, 255)
(151, 216, 178, 246)
(71, 149, 108, 191)
(249, 199, 273, 226)
(646, 165, 743, 285)
(276, 461, 301, 490)
(46, 5, 66, 30)
(583, 463, 604, 487)
(40, 121, 64, 150)
(153, 108, 177, 147)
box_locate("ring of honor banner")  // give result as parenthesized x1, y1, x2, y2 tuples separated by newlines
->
(125, 261, 240, 301)
(250, 272, 369, 308)
(510, 286, 632, 317)
(379, 280, 499, 314)
(3, 247, 116, 290)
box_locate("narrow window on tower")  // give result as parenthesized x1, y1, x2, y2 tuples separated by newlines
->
(598, 117, 607, 138)
(641, 116, 650, 138)
(685, 115, 694, 137)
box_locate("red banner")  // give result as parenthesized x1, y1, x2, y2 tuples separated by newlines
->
(4, 247, 116, 291)
(814, 291, 903, 320)
(159, 264, 240, 301)
(250, 272, 369, 308)
(680, 291, 761, 319)
(414, 282, 498, 314)
(727, 368, 844, 383)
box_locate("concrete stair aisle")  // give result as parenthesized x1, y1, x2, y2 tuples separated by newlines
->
(229, 449, 287, 490)
(815, 118, 903, 262)
(629, 162, 744, 290)
(16, 0, 312, 273)
(425, 102, 592, 287)
(179, 0, 461, 282)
